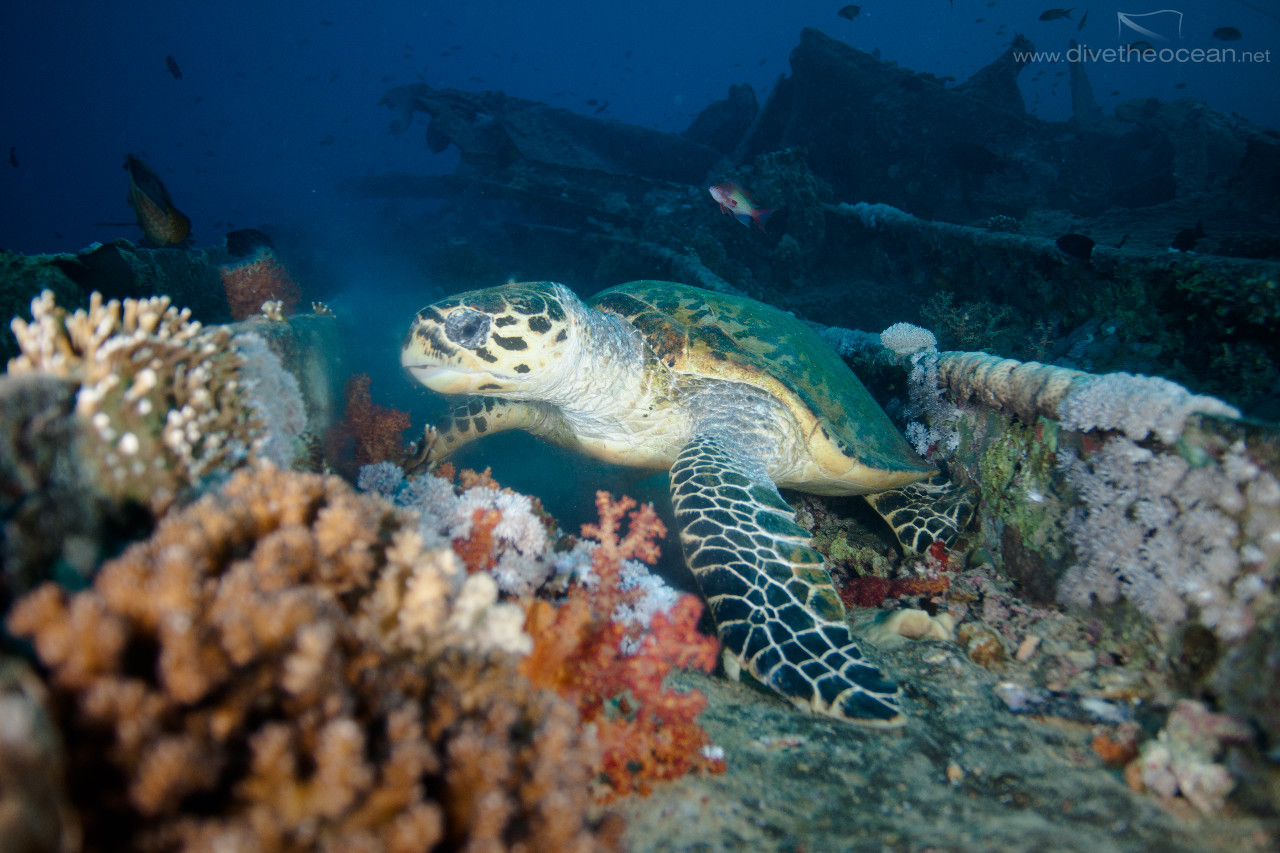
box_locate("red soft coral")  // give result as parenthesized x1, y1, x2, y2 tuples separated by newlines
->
(520, 491, 725, 799)
(323, 374, 411, 478)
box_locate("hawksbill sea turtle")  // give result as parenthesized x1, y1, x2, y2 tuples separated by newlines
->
(400, 280, 974, 726)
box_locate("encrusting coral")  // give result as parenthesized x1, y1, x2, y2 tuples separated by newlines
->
(7, 290, 267, 516)
(7, 466, 621, 852)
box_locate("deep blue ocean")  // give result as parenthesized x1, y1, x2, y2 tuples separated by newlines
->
(2, 0, 1276, 257)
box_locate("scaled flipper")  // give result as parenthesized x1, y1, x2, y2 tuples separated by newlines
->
(864, 474, 976, 555)
(669, 434, 905, 726)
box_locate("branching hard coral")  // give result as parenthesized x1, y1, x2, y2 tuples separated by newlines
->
(7, 467, 619, 851)
(8, 290, 265, 516)
(219, 248, 301, 322)
(520, 491, 725, 800)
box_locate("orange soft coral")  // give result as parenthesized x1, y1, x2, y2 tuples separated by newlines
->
(520, 491, 725, 800)
(218, 248, 302, 321)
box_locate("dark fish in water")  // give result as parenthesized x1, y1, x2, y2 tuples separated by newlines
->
(1039, 8, 1073, 21)
(1077, 9, 1088, 30)
(1171, 220, 1206, 251)
(226, 228, 274, 258)
(124, 154, 191, 247)
(1126, 40, 1155, 54)
(8, 147, 15, 168)
(1056, 233, 1095, 260)
(837, 5, 861, 19)
(165, 55, 182, 79)
(594, 101, 609, 115)
(320, 134, 335, 145)
(1212, 26, 1242, 41)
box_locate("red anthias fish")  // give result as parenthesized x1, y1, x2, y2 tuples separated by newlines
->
(709, 182, 778, 233)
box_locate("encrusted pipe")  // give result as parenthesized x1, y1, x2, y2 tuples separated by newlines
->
(936, 351, 1092, 425)
(935, 350, 1241, 444)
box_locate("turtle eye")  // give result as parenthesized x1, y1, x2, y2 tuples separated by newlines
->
(445, 308, 491, 349)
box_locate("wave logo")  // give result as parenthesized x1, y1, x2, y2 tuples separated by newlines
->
(1116, 9, 1184, 43)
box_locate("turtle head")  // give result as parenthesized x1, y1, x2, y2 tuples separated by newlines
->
(401, 281, 580, 397)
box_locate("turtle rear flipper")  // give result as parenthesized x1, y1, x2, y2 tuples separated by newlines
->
(670, 434, 906, 727)
(864, 475, 976, 555)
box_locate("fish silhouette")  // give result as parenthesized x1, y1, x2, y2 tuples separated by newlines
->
(124, 154, 191, 247)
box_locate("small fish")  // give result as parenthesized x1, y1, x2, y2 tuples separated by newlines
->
(7, 147, 16, 168)
(1038, 8, 1072, 21)
(1175, 81, 1186, 89)
(594, 101, 609, 115)
(1126, 40, 1155, 54)
(709, 182, 778, 232)
(837, 5, 861, 20)
(165, 55, 182, 79)
(124, 154, 191, 247)
(320, 134, 335, 145)
(1077, 9, 1088, 30)
(1056, 233, 1094, 260)
(1212, 26, 1242, 41)
(1171, 220, 1206, 252)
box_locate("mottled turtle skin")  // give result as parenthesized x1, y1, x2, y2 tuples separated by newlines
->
(401, 280, 973, 726)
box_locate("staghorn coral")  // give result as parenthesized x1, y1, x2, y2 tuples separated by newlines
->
(8, 290, 266, 516)
(218, 248, 302, 322)
(7, 466, 619, 852)
(519, 491, 725, 800)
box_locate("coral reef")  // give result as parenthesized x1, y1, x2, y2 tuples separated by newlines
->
(0, 372, 104, 605)
(7, 466, 619, 851)
(231, 331, 308, 469)
(519, 492, 725, 799)
(218, 248, 302, 322)
(1127, 699, 1254, 815)
(7, 290, 266, 517)
(1057, 434, 1278, 642)
(360, 463, 560, 599)
(0, 656, 80, 853)
(324, 374, 411, 478)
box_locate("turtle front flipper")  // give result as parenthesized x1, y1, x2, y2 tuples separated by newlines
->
(403, 396, 569, 474)
(864, 475, 977, 555)
(670, 434, 905, 727)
